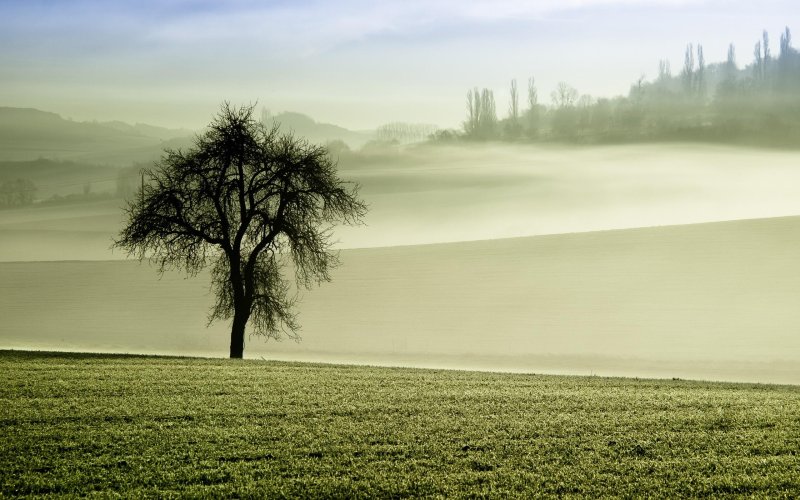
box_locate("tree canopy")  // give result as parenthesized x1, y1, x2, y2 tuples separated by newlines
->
(115, 103, 367, 358)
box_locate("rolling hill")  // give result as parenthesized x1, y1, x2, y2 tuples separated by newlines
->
(0, 107, 194, 165)
(266, 111, 373, 148)
(1, 215, 799, 384)
(0, 107, 373, 166)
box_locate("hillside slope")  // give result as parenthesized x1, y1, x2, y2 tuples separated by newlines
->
(0, 107, 193, 164)
(2, 215, 799, 383)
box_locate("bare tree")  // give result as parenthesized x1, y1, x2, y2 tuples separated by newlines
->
(754, 39, 763, 79)
(776, 27, 798, 89)
(780, 26, 792, 58)
(754, 30, 772, 81)
(658, 59, 672, 82)
(508, 79, 519, 121)
(115, 103, 367, 359)
(464, 87, 497, 140)
(682, 43, 695, 94)
(526, 77, 540, 138)
(696, 44, 706, 99)
(551, 82, 578, 108)
(465, 88, 478, 136)
(527, 77, 538, 109)
(505, 79, 521, 139)
(480, 88, 497, 131)
(719, 43, 738, 91)
(727, 43, 737, 71)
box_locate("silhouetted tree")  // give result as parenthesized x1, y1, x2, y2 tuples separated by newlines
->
(754, 39, 764, 79)
(504, 78, 522, 139)
(779, 27, 792, 59)
(324, 140, 351, 160)
(773, 27, 800, 134)
(525, 76, 540, 138)
(508, 79, 519, 122)
(550, 82, 579, 138)
(550, 82, 578, 108)
(527, 77, 538, 109)
(576, 94, 596, 135)
(465, 88, 478, 136)
(682, 44, 695, 94)
(696, 45, 706, 99)
(115, 103, 366, 358)
(657, 59, 672, 82)
(716, 43, 739, 101)
(777, 27, 798, 86)
(726, 44, 737, 75)
(464, 87, 497, 140)
(753, 30, 772, 82)
(479, 88, 497, 138)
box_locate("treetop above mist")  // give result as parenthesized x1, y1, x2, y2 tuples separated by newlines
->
(451, 26, 800, 147)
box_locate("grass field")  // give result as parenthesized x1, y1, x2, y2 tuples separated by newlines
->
(2, 351, 799, 497)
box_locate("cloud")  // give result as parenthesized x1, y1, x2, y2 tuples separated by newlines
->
(139, 0, 707, 55)
(0, 0, 718, 61)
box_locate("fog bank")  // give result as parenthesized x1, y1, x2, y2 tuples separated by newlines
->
(3, 216, 800, 384)
(4, 144, 800, 260)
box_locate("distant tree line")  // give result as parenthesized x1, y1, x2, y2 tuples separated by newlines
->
(376, 122, 439, 144)
(445, 26, 800, 147)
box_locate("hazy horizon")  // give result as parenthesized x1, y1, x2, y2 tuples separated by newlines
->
(2, 0, 798, 130)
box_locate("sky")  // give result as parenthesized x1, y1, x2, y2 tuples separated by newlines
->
(1, 0, 797, 130)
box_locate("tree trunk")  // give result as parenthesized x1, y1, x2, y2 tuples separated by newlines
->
(228, 251, 249, 359)
(229, 307, 248, 359)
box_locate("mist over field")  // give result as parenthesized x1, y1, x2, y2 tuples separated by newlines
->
(4, 143, 800, 259)
(339, 144, 800, 247)
(2, 140, 800, 383)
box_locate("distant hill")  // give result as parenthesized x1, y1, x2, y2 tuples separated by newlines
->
(265, 111, 373, 148)
(96, 120, 193, 142)
(0, 107, 194, 165)
(0, 107, 375, 165)
(0, 106, 381, 203)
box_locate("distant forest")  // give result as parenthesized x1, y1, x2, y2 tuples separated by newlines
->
(430, 27, 800, 147)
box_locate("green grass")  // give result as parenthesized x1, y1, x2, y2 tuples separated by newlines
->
(2, 351, 799, 498)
